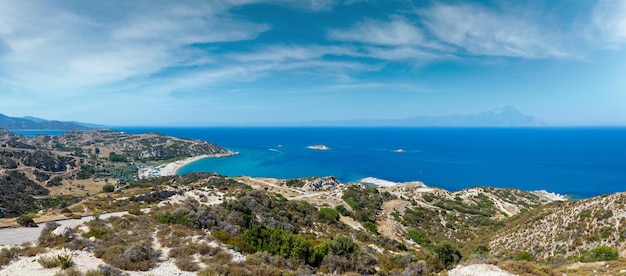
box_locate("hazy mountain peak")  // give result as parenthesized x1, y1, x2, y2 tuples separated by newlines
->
(293, 106, 544, 127)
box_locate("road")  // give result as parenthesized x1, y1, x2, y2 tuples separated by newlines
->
(0, 212, 127, 246)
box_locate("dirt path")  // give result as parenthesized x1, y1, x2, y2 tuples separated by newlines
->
(378, 199, 408, 241)
(236, 176, 305, 197)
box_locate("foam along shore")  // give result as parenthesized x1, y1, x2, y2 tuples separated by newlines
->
(140, 152, 236, 178)
(531, 189, 569, 201)
(359, 177, 427, 188)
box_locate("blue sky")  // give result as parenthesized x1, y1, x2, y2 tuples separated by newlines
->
(0, 0, 625, 126)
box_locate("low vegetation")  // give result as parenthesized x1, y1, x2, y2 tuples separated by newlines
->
(0, 147, 624, 276)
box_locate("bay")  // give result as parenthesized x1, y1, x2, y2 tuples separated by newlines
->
(113, 127, 626, 199)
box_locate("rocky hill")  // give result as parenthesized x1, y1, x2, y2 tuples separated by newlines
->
(0, 113, 91, 130)
(0, 129, 232, 218)
(1, 171, 625, 275)
(25, 130, 231, 161)
(488, 192, 626, 260)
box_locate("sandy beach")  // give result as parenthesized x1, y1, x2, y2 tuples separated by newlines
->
(138, 152, 236, 179)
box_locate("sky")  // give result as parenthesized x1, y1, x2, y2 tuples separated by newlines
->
(0, 0, 625, 126)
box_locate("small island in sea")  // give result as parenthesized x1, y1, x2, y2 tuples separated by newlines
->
(306, 144, 330, 150)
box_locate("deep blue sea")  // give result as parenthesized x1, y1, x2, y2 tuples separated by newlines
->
(106, 127, 626, 199)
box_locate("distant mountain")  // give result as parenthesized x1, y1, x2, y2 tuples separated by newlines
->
(0, 113, 93, 130)
(299, 106, 544, 127)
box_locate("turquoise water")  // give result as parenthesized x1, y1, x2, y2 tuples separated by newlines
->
(113, 127, 626, 199)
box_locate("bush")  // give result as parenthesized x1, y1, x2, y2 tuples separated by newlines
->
(335, 205, 351, 216)
(579, 246, 619, 262)
(516, 251, 532, 261)
(407, 229, 430, 246)
(57, 253, 74, 269)
(318, 208, 340, 223)
(328, 236, 359, 257)
(55, 267, 83, 276)
(433, 241, 462, 270)
(175, 258, 200, 272)
(83, 228, 109, 239)
(16, 215, 37, 227)
(0, 247, 19, 266)
(86, 264, 128, 276)
(38, 256, 60, 268)
(102, 184, 115, 193)
(362, 221, 378, 234)
(98, 243, 157, 271)
(498, 261, 557, 276)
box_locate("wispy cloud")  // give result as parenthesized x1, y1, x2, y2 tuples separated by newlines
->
(0, 1, 268, 93)
(419, 3, 568, 59)
(327, 3, 570, 63)
(592, 0, 626, 48)
(329, 18, 425, 46)
(230, 45, 353, 62)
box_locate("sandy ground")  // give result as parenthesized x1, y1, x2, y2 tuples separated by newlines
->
(139, 152, 236, 178)
(448, 264, 515, 276)
(0, 249, 197, 276)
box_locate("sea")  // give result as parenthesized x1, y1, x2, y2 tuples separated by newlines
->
(99, 127, 626, 199)
(14, 127, 625, 199)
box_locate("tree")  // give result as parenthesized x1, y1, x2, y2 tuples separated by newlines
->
(434, 241, 462, 269)
(17, 215, 37, 227)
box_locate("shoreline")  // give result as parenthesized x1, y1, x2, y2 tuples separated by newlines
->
(139, 151, 237, 178)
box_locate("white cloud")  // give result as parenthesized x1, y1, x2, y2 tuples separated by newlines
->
(361, 46, 446, 62)
(0, 1, 268, 93)
(419, 3, 568, 58)
(329, 18, 425, 46)
(592, 0, 626, 48)
(230, 45, 354, 62)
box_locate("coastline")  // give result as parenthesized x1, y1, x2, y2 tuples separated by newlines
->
(139, 151, 236, 178)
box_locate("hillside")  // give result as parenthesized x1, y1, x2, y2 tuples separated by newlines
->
(0, 129, 233, 218)
(1, 171, 626, 275)
(0, 114, 91, 130)
(488, 192, 626, 260)
(2, 129, 626, 275)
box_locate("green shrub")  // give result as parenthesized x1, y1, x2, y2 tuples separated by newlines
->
(318, 207, 340, 223)
(57, 253, 74, 269)
(102, 184, 115, 193)
(16, 215, 37, 227)
(83, 228, 109, 239)
(433, 241, 462, 270)
(422, 193, 434, 202)
(335, 205, 351, 216)
(407, 229, 430, 246)
(362, 221, 378, 234)
(516, 251, 532, 261)
(328, 236, 359, 257)
(240, 225, 312, 261)
(579, 246, 619, 262)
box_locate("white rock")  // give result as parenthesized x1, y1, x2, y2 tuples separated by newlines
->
(52, 225, 71, 237)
